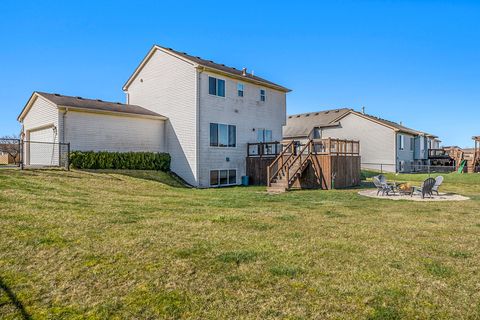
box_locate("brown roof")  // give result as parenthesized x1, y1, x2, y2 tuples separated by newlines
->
(23, 92, 165, 119)
(123, 45, 291, 92)
(283, 108, 351, 138)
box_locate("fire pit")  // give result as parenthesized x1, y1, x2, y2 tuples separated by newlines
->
(397, 183, 414, 195)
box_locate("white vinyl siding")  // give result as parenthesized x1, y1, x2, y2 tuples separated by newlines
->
(321, 113, 396, 172)
(64, 111, 165, 152)
(126, 49, 198, 185)
(29, 127, 59, 165)
(198, 71, 286, 187)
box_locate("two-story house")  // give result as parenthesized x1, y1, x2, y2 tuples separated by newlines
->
(283, 108, 440, 172)
(17, 45, 290, 187)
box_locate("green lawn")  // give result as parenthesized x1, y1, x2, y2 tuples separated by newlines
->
(1, 169, 480, 319)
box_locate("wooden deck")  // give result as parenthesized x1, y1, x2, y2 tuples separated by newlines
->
(246, 139, 361, 190)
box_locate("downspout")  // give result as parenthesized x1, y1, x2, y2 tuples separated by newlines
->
(394, 131, 398, 173)
(196, 67, 203, 187)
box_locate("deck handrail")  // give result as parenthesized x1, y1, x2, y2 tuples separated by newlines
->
(286, 139, 314, 186)
(267, 140, 295, 186)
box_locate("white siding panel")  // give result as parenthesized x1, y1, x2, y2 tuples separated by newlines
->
(64, 111, 165, 152)
(23, 96, 60, 137)
(322, 113, 397, 172)
(126, 49, 198, 185)
(29, 127, 59, 165)
(22, 96, 61, 166)
(197, 71, 287, 187)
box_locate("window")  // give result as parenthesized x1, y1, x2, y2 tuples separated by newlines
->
(257, 129, 273, 142)
(260, 89, 266, 102)
(399, 134, 404, 150)
(210, 169, 237, 186)
(410, 137, 414, 151)
(210, 123, 236, 147)
(237, 83, 244, 97)
(209, 76, 225, 97)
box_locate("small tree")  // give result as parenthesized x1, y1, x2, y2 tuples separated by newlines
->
(0, 134, 21, 165)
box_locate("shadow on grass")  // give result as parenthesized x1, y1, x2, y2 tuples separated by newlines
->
(90, 170, 190, 188)
(0, 278, 31, 320)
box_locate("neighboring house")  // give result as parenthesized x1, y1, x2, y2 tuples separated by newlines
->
(18, 45, 290, 186)
(283, 108, 440, 172)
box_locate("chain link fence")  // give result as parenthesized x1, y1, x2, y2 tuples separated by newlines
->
(0, 139, 70, 170)
(361, 162, 456, 174)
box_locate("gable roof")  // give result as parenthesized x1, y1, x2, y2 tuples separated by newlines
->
(122, 45, 291, 92)
(283, 108, 351, 138)
(284, 108, 438, 139)
(18, 92, 166, 121)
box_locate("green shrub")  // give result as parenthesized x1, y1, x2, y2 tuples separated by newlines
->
(69, 151, 170, 171)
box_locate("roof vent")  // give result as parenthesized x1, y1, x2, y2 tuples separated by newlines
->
(315, 113, 319, 115)
(242, 68, 247, 76)
(335, 110, 339, 113)
(296, 115, 301, 118)
(96, 99, 103, 102)
(325, 111, 329, 114)
(305, 114, 310, 117)
(54, 93, 60, 96)
(116, 102, 122, 105)
(76, 96, 83, 100)
(288, 116, 292, 118)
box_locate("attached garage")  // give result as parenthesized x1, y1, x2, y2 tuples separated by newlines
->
(28, 126, 59, 166)
(18, 92, 167, 167)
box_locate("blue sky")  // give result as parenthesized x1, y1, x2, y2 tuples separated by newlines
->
(1, 0, 479, 147)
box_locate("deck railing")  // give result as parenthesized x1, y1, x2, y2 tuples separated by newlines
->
(248, 139, 360, 158)
(247, 141, 283, 157)
(428, 149, 450, 159)
(264, 138, 360, 187)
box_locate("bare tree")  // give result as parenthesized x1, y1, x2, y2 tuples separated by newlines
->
(0, 134, 21, 165)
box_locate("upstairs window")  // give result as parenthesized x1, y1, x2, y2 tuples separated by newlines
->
(257, 129, 272, 142)
(399, 134, 405, 150)
(410, 137, 414, 151)
(209, 76, 225, 97)
(260, 89, 266, 102)
(237, 83, 244, 97)
(210, 123, 236, 147)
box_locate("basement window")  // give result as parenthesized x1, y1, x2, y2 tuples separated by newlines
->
(210, 169, 237, 186)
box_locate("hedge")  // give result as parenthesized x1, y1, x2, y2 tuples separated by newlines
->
(69, 151, 171, 171)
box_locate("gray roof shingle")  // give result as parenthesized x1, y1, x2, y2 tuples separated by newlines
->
(283, 108, 351, 138)
(35, 92, 164, 118)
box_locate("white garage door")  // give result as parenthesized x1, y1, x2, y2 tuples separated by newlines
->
(29, 127, 59, 166)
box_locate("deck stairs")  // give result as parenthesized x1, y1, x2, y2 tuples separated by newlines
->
(267, 140, 319, 193)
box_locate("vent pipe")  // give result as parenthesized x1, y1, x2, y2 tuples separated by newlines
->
(242, 68, 247, 76)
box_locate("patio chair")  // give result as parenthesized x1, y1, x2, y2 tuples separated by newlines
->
(373, 175, 395, 196)
(432, 176, 444, 195)
(413, 177, 436, 199)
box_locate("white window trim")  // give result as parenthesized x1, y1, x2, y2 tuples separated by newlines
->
(209, 122, 237, 149)
(399, 134, 405, 150)
(259, 88, 266, 102)
(209, 168, 238, 187)
(237, 83, 244, 98)
(208, 76, 226, 98)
